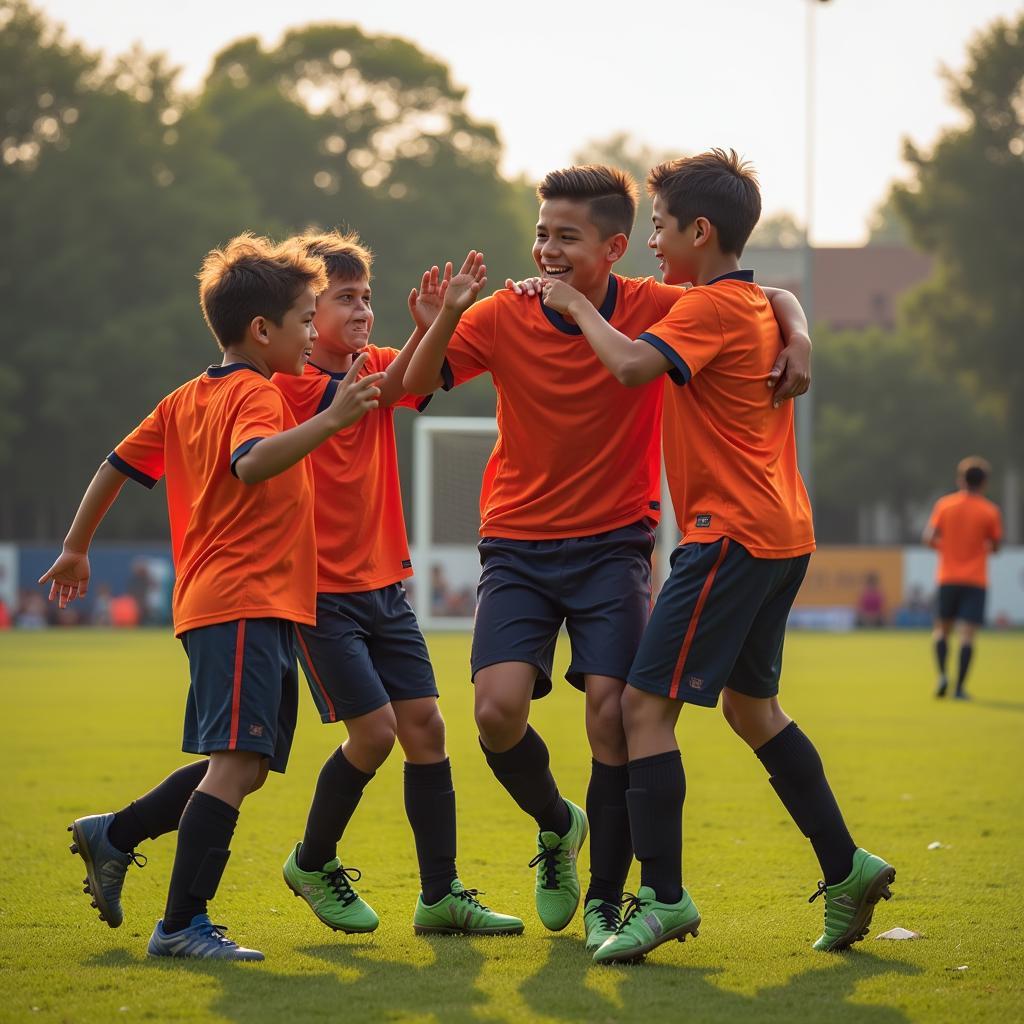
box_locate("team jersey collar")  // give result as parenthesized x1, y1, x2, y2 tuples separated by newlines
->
(540, 274, 619, 335)
(309, 359, 366, 381)
(206, 362, 264, 378)
(706, 269, 754, 286)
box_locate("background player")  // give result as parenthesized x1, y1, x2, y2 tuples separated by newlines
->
(924, 456, 1003, 699)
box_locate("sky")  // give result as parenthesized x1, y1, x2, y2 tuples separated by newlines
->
(36, 0, 1023, 244)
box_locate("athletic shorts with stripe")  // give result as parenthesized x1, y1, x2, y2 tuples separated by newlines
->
(628, 539, 810, 707)
(294, 584, 438, 723)
(471, 519, 656, 699)
(180, 617, 299, 772)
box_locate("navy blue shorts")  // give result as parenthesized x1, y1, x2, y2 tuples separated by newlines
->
(629, 539, 810, 708)
(471, 519, 656, 698)
(180, 618, 299, 773)
(937, 584, 986, 626)
(294, 584, 438, 723)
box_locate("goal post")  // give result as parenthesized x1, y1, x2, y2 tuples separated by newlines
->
(411, 416, 680, 632)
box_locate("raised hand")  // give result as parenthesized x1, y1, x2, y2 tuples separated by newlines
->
(39, 549, 91, 608)
(408, 263, 453, 330)
(328, 352, 387, 428)
(504, 276, 543, 297)
(442, 251, 487, 314)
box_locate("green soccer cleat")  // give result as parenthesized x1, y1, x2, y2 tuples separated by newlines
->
(282, 843, 379, 934)
(583, 898, 622, 951)
(593, 886, 701, 964)
(810, 848, 896, 951)
(528, 800, 588, 931)
(413, 879, 525, 935)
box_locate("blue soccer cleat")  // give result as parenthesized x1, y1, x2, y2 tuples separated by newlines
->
(147, 914, 264, 960)
(68, 813, 145, 928)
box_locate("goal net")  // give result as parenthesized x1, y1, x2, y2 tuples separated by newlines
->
(411, 416, 680, 632)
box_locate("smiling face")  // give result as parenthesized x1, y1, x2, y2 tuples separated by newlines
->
(312, 275, 374, 363)
(533, 198, 625, 301)
(648, 193, 703, 286)
(263, 284, 318, 375)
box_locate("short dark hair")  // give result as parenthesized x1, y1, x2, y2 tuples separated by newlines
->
(198, 234, 326, 349)
(537, 165, 638, 238)
(647, 148, 761, 256)
(300, 229, 373, 282)
(958, 456, 991, 490)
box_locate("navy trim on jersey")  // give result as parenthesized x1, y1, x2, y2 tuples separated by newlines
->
(707, 269, 754, 286)
(311, 358, 435, 412)
(639, 332, 691, 386)
(315, 378, 339, 415)
(541, 274, 619, 335)
(230, 437, 265, 476)
(106, 451, 158, 489)
(206, 363, 262, 378)
(440, 358, 455, 391)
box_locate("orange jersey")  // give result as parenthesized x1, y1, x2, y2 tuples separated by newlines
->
(928, 491, 1002, 587)
(444, 275, 678, 539)
(273, 347, 429, 593)
(109, 364, 317, 634)
(641, 270, 815, 558)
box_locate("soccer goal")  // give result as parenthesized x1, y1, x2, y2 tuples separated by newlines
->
(411, 416, 680, 632)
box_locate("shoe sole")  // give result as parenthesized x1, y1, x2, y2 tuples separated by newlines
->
(68, 821, 121, 929)
(283, 872, 379, 934)
(413, 923, 525, 936)
(819, 865, 896, 952)
(596, 916, 701, 965)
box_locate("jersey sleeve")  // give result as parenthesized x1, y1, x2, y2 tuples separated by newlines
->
(638, 290, 724, 386)
(375, 346, 434, 412)
(927, 501, 945, 534)
(443, 295, 496, 388)
(228, 382, 289, 475)
(108, 400, 167, 488)
(990, 505, 1004, 543)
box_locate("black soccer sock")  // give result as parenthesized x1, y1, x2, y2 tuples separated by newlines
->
(404, 759, 458, 905)
(934, 636, 949, 677)
(585, 759, 632, 905)
(755, 722, 856, 886)
(162, 790, 238, 934)
(626, 751, 684, 905)
(956, 643, 974, 692)
(297, 747, 375, 872)
(108, 761, 209, 853)
(481, 726, 571, 835)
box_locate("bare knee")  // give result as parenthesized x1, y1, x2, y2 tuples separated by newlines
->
(198, 751, 266, 808)
(720, 690, 790, 749)
(396, 698, 447, 762)
(345, 704, 398, 771)
(586, 681, 627, 763)
(247, 759, 270, 794)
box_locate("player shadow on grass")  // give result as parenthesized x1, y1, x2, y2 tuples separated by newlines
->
(86, 937, 493, 1024)
(963, 697, 1024, 714)
(519, 937, 921, 1024)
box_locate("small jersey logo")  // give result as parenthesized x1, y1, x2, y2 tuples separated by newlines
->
(248, 724, 264, 737)
(686, 675, 705, 691)
(401, 559, 412, 569)
(695, 514, 712, 528)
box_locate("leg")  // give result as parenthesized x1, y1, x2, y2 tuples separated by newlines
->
(955, 615, 979, 698)
(933, 618, 953, 696)
(395, 697, 457, 904)
(583, 675, 632, 907)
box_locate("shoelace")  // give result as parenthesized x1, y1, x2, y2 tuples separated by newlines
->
(326, 865, 362, 907)
(453, 888, 490, 912)
(590, 900, 621, 932)
(808, 881, 828, 903)
(616, 891, 647, 932)
(528, 844, 562, 890)
(127, 850, 147, 868)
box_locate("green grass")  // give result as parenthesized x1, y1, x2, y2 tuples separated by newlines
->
(1, 628, 1022, 1023)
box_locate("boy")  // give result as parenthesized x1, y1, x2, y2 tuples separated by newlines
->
(924, 456, 1002, 699)
(272, 231, 522, 936)
(403, 165, 812, 949)
(539, 150, 894, 963)
(42, 235, 384, 960)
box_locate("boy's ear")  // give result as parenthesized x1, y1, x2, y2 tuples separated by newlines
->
(606, 232, 629, 265)
(249, 316, 270, 346)
(693, 217, 713, 249)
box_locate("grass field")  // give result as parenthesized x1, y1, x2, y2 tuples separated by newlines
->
(1, 628, 1022, 1023)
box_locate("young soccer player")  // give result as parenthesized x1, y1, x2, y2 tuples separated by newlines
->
(924, 457, 1002, 699)
(272, 230, 522, 936)
(403, 165, 812, 949)
(539, 149, 895, 963)
(43, 235, 384, 960)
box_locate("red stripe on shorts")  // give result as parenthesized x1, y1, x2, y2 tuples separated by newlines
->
(229, 620, 246, 749)
(668, 538, 730, 699)
(293, 625, 337, 723)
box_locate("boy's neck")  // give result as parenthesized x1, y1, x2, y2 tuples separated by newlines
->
(693, 253, 742, 287)
(581, 274, 611, 311)
(221, 347, 270, 378)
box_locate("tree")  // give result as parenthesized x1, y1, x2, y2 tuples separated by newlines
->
(748, 212, 805, 249)
(866, 192, 910, 246)
(892, 12, 1024, 533)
